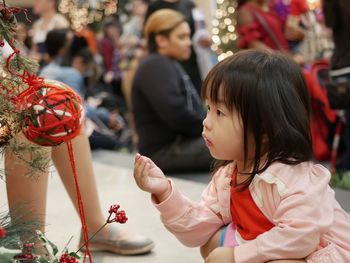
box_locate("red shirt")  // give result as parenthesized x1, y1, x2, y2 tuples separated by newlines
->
(238, 3, 289, 51)
(230, 168, 274, 240)
(290, 0, 309, 16)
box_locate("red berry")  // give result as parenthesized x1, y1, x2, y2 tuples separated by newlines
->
(0, 227, 6, 238)
(59, 253, 78, 263)
(108, 204, 120, 214)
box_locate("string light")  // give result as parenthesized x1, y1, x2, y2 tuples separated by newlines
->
(307, 0, 320, 11)
(211, 0, 238, 61)
(58, 0, 118, 31)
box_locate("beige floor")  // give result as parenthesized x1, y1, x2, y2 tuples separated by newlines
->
(2, 150, 350, 263)
(0, 155, 205, 263)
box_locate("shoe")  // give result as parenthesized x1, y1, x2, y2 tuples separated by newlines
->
(79, 226, 154, 255)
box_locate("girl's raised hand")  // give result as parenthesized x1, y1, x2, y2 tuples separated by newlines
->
(133, 154, 171, 202)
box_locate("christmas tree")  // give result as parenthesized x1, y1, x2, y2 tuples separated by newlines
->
(211, 0, 239, 61)
(58, 0, 118, 31)
(0, 3, 50, 176)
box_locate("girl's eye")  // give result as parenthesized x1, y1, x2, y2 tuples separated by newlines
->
(216, 110, 225, 116)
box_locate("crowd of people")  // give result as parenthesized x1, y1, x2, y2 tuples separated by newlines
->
(12, 0, 336, 166)
(3, 0, 350, 261)
(13, 0, 334, 162)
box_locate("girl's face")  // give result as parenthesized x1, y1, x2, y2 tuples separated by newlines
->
(202, 90, 255, 171)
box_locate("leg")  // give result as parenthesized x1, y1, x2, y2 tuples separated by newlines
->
(200, 228, 222, 259)
(52, 132, 154, 254)
(5, 133, 51, 244)
(51, 133, 105, 233)
(201, 223, 238, 259)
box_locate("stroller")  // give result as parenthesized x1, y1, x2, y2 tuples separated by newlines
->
(303, 59, 345, 173)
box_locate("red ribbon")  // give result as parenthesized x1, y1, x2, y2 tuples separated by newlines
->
(67, 141, 92, 262)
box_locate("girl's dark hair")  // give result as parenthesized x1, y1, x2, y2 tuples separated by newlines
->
(202, 50, 313, 189)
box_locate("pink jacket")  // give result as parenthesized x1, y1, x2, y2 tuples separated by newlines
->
(153, 161, 350, 262)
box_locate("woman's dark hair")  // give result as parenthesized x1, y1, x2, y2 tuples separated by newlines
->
(202, 50, 313, 189)
(323, 0, 342, 30)
(323, 0, 350, 31)
(238, 0, 247, 7)
(147, 27, 180, 53)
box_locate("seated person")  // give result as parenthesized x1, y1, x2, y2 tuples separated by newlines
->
(132, 9, 211, 173)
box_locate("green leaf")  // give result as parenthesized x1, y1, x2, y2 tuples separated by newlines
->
(37, 231, 58, 256)
(0, 246, 21, 262)
(69, 252, 81, 259)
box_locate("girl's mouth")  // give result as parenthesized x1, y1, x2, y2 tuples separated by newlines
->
(203, 135, 213, 147)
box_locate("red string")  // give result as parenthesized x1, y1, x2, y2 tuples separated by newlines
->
(66, 141, 92, 263)
(17, 73, 45, 103)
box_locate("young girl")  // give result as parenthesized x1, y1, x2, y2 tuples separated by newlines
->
(133, 50, 350, 262)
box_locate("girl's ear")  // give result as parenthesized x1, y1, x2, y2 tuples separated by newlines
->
(155, 34, 169, 49)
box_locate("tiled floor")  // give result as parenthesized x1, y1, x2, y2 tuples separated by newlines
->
(1, 150, 349, 263)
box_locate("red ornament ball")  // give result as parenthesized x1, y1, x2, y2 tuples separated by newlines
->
(19, 80, 83, 146)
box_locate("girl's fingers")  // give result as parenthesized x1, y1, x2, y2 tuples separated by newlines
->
(134, 154, 162, 193)
(141, 156, 157, 169)
(134, 157, 147, 185)
(134, 155, 143, 172)
(135, 153, 141, 163)
(143, 162, 151, 181)
(138, 158, 148, 180)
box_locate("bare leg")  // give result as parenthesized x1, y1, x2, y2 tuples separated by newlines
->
(6, 132, 153, 254)
(51, 133, 106, 234)
(200, 228, 222, 259)
(5, 134, 50, 243)
(5, 133, 106, 236)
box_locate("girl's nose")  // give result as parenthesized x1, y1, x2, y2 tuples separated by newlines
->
(203, 114, 211, 131)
